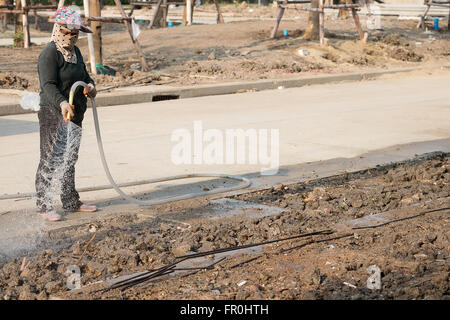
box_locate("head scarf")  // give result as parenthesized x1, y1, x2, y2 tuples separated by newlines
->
(50, 23, 79, 64)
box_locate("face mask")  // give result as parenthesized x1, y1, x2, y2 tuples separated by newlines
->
(61, 33, 79, 50)
(52, 23, 79, 50)
(50, 23, 79, 64)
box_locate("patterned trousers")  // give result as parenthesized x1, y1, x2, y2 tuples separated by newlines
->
(35, 106, 83, 212)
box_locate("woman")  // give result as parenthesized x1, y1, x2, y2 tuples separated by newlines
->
(36, 7, 97, 221)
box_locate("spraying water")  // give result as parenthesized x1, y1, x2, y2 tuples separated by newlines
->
(1, 81, 251, 259)
(0, 121, 83, 259)
(35, 120, 83, 212)
(0, 209, 46, 261)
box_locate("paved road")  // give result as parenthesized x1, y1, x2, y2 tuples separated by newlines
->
(0, 73, 449, 214)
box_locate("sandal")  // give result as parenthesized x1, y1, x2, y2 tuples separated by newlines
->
(37, 211, 62, 222)
(77, 204, 97, 213)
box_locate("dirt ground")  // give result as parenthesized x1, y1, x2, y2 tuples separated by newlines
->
(0, 152, 448, 300)
(0, 5, 449, 92)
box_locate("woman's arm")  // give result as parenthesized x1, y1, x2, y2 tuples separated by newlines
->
(38, 44, 66, 107)
(76, 46, 95, 87)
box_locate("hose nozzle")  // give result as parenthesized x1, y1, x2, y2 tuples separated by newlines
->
(67, 81, 89, 122)
(66, 92, 75, 121)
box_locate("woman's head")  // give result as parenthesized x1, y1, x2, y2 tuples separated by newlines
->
(51, 6, 92, 51)
(52, 23, 79, 50)
(53, 6, 92, 33)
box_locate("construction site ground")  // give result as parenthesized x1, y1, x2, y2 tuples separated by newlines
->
(0, 4, 449, 302)
(0, 152, 448, 300)
(1, 5, 449, 92)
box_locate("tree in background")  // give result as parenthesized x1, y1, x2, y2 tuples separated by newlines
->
(301, 0, 319, 40)
(0, 0, 7, 32)
(14, 0, 24, 47)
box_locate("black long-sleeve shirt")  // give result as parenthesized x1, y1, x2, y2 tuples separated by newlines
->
(38, 41, 95, 125)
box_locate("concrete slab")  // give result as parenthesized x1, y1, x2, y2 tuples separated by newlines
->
(1, 66, 446, 116)
(0, 73, 449, 220)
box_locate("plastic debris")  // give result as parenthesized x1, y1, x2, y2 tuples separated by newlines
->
(96, 63, 116, 76)
(297, 49, 310, 56)
(20, 92, 40, 112)
(131, 18, 141, 40)
(237, 280, 247, 287)
(343, 282, 357, 289)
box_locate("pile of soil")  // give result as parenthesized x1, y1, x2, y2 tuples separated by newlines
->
(0, 152, 448, 300)
(0, 73, 29, 90)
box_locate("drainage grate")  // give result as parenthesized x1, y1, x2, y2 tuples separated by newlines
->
(152, 95, 180, 102)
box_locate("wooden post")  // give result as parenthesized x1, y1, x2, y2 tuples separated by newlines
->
(447, 0, 449, 31)
(417, 2, 430, 29)
(83, 0, 97, 74)
(351, 7, 364, 40)
(31, 0, 38, 30)
(162, 0, 168, 27)
(14, 0, 23, 47)
(0, 0, 7, 32)
(186, 0, 192, 25)
(58, 0, 64, 8)
(21, 0, 30, 48)
(270, 0, 287, 38)
(213, 0, 224, 24)
(90, 0, 102, 65)
(148, 0, 162, 29)
(319, 0, 324, 45)
(113, 0, 149, 72)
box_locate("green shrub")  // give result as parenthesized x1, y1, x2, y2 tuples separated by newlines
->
(13, 30, 24, 47)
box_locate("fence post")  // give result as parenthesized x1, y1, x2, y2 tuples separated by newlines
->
(83, 0, 97, 74)
(21, 0, 30, 48)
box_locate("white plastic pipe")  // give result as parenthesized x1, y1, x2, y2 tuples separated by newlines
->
(21, 0, 29, 48)
(186, 0, 192, 25)
(83, 0, 97, 75)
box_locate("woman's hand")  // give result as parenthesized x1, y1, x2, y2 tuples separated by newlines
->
(84, 83, 97, 98)
(60, 101, 74, 123)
